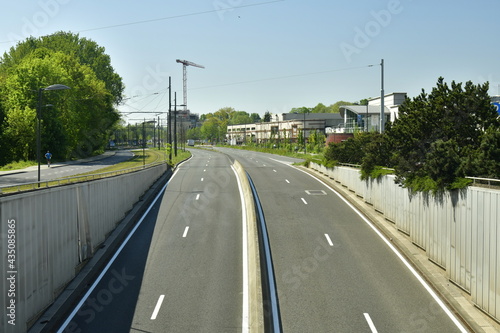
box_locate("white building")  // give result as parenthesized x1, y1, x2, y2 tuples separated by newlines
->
(226, 113, 343, 145)
(339, 92, 407, 133)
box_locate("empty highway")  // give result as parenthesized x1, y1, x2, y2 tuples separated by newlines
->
(57, 149, 245, 333)
(217, 147, 466, 333)
(55, 147, 467, 332)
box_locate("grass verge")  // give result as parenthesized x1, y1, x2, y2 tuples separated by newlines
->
(0, 149, 191, 195)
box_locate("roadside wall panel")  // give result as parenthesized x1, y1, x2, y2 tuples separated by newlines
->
(0, 164, 167, 333)
(310, 163, 499, 322)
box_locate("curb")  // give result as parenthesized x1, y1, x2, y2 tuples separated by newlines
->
(28, 166, 172, 333)
(232, 160, 264, 332)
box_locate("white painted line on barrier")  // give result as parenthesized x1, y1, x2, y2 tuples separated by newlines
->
(301, 198, 308, 205)
(151, 295, 165, 320)
(364, 313, 378, 333)
(182, 226, 189, 238)
(324, 234, 334, 246)
(231, 165, 249, 333)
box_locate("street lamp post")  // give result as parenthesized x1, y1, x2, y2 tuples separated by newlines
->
(36, 84, 70, 186)
(142, 118, 146, 167)
(142, 119, 155, 167)
(303, 111, 307, 154)
(172, 95, 186, 157)
(168, 76, 172, 165)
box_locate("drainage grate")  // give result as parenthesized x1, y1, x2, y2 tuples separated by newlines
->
(305, 190, 327, 195)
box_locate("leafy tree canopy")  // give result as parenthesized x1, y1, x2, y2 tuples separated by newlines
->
(0, 32, 123, 164)
(0, 31, 124, 105)
(387, 77, 499, 189)
(290, 101, 356, 114)
(325, 77, 500, 192)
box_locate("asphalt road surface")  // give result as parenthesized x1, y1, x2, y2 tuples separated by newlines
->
(0, 150, 134, 186)
(55, 147, 467, 332)
(216, 147, 466, 333)
(57, 149, 245, 333)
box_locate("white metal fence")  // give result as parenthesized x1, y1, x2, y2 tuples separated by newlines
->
(310, 162, 500, 323)
(0, 164, 167, 333)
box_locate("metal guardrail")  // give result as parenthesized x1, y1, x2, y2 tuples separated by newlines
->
(0, 161, 166, 195)
(466, 176, 500, 187)
(246, 171, 283, 333)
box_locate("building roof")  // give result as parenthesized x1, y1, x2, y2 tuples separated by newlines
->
(339, 105, 390, 118)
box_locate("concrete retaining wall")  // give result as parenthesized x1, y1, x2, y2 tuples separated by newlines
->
(310, 162, 500, 323)
(0, 164, 167, 332)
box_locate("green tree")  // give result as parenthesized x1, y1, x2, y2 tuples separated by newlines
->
(229, 111, 252, 125)
(186, 127, 201, 140)
(0, 33, 123, 164)
(290, 106, 311, 114)
(325, 132, 377, 165)
(387, 77, 499, 190)
(327, 101, 355, 113)
(263, 111, 272, 122)
(199, 107, 234, 142)
(311, 103, 327, 113)
(0, 31, 124, 105)
(461, 125, 500, 178)
(250, 113, 261, 123)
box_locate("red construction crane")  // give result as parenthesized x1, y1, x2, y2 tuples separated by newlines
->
(176, 59, 205, 111)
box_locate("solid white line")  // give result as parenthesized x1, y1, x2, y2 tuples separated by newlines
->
(196, 193, 200, 200)
(182, 226, 189, 238)
(324, 234, 334, 246)
(56, 168, 180, 333)
(363, 313, 378, 333)
(290, 166, 468, 333)
(231, 165, 249, 333)
(301, 197, 308, 205)
(151, 295, 165, 320)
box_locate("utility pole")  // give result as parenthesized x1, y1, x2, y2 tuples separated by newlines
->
(380, 58, 385, 133)
(174, 92, 178, 157)
(168, 76, 172, 164)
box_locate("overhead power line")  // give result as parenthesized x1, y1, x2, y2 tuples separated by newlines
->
(0, 0, 285, 44)
(191, 64, 376, 90)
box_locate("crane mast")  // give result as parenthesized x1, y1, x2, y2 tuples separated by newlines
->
(176, 59, 205, 112)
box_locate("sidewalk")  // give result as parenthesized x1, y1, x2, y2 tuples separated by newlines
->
(0, 151, 116, 176)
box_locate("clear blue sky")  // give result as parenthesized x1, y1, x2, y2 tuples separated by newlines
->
(1, 0, 499, 124)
